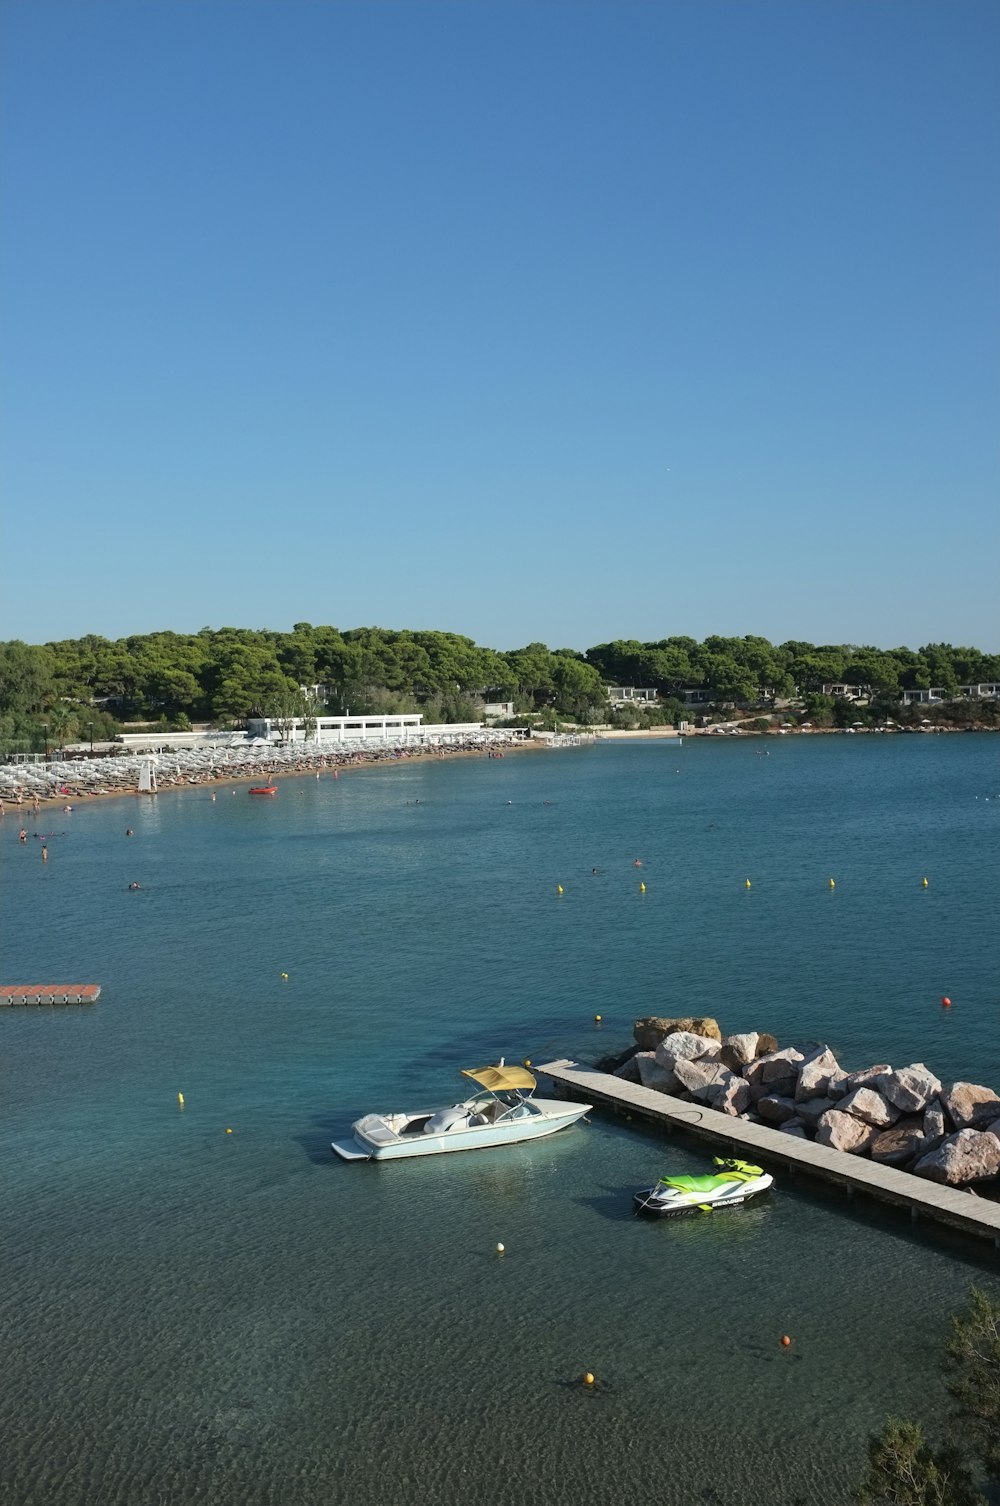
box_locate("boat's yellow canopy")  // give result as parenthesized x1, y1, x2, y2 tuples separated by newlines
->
(462, 1065, 536, 1093)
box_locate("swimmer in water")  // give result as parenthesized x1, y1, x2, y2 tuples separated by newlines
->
(128, 881, 141, 890)
(633, 858, 643, 867)
(42, 845, 48, 862)
(126, 828, 133, 836)
(19, 829, 27, 842)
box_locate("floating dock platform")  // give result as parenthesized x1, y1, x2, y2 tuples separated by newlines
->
(0, 985, 101, 1006)
(539, 1059, 1000, 1248)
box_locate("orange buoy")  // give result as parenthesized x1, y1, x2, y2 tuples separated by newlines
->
(941, 996, 952, 1008)
(780, 1335, 792, 1348)
(583, 1371, 595, 1387)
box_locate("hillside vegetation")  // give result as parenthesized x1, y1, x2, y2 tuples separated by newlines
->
(1, 627, 997, 754)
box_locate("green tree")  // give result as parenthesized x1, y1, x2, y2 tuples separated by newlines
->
(265, 687, 315, 742)
(0, 641, 53, 715)
(506, 642, 557, 706)
(945, 1286, 1000, 1478)
(550, 653, 606, 719)
(855, 1419, 983, 1506)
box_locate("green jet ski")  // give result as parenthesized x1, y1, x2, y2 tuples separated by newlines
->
(633, 1157, 774, 1216)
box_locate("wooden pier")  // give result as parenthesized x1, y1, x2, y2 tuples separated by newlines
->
(539, 1059, 1000, 1248)
(0, 985, 101, 1005)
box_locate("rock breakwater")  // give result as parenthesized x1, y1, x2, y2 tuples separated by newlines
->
(611, 1018, 1000, 1190)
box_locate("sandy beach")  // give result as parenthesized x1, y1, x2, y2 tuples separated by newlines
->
(0, 729, 543, 813)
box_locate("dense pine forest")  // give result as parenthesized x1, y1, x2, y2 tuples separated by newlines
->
(1, 626, 998, 754)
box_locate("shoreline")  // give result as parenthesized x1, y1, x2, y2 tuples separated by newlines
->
(1, 720, 995, 816)
(0, 732, 545, 814)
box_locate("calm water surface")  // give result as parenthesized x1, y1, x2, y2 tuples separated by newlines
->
(1, 735, 998, 1505)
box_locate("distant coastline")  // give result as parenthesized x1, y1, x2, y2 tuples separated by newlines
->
(2, 719, 995, 818)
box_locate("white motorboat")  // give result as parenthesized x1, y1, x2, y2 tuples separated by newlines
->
(633, 1157, 774, 1216)
(331, 1064, 591, 1162)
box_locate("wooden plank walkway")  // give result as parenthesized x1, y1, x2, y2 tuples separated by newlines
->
(539, 1059, 1000, 1248)
(0, 984, 101, 1005)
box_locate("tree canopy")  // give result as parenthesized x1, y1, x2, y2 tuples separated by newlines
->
(0, 626, 997, 754)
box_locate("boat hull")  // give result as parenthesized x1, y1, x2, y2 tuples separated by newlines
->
(633, 1177, 772, 1216)
(332, 1100, 590, 1161)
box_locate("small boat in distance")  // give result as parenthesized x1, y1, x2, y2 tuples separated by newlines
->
(331, 1063, 591, 1161)
(633, 1157, 773, 1216)
(248, 784, 278, 795)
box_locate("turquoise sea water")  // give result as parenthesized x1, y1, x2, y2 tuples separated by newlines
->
(1, 734, 999, 1506)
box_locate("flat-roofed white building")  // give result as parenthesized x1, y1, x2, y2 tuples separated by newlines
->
(245, 714, 486, 745)
(607, 686, 659, 705)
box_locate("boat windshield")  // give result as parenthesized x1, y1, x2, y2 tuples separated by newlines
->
(468, 1090, 527, 1124)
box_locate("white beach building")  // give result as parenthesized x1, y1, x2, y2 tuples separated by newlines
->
(244, 713, 488, 745)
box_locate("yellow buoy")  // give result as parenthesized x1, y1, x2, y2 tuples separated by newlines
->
(745, 878, 751, 889)
(922, 877, 929, 887)
(639, 881, 646, 893)
(226, 1127, 233, 1134)
(281, 971, 289, 979)
(496, 1242, 505, 1254)
(523, 1058, 532, 1067)
(594, 1014, 602, 1023)
(177, 1092, 184, 1107)
(828, 878, 835, 889)
(583, 1371, 595, 1387)
(557, 884, 563, 895)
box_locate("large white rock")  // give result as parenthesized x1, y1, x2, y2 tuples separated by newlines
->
(923, 1099, 947, 1143)
(870, 1118, 926, 1167)
(795, 1047, 841, 1102)
(815, 1109, 878, 1155)
(877, 1064, 942, 1115)
(704, 1071, 752, 1117)
(672, 1057, 725, 1101)
(913, 1129, 1000, 1186)
(756, 1095, 799, 1125)
(749, 1074, 796, 1104)
(745, 1048, 806, 1087)
(797, 1095, 838, 1129)
(839, 1086, 900, 1128)
(635, 1053, 680, 1094)
(654, 1031, 721, 1068)
(720, 1032, 759, 1071)
(939, 1082, 1000, 1131)
(827, 1064, 892, 1099)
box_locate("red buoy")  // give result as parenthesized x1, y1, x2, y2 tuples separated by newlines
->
(941, 996, 952, 1008)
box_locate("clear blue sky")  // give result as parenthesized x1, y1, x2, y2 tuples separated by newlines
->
(3, 0, 997, 652)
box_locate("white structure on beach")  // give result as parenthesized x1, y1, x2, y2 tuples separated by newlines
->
(244, 714, 486, 745)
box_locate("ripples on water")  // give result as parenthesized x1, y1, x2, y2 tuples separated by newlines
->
(1, 735, 998, 1505)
